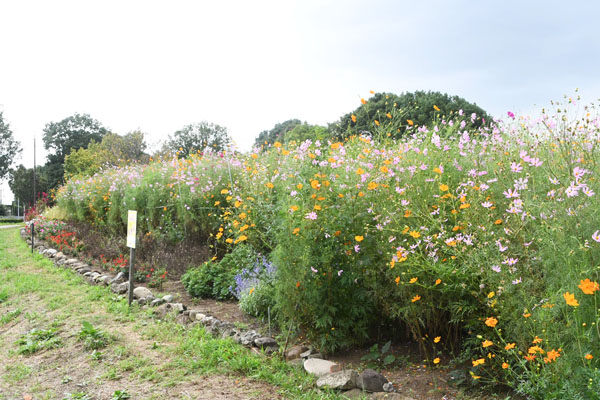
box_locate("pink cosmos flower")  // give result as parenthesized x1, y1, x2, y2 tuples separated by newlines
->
(593, 230, 600, 243)
(507, 111, 515, 120)
(305, 212, 318, 220)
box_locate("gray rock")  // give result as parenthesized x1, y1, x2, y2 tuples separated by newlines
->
(55, 252, 65, 259)
(166, 303, 186, 313)
(240, 330, 261, 346)
(133, 286, 153, 299)
(109, 271, 125, 284)
(303, 358, 341, 377)
(83, 271, 93, 277)
(151, 298, 166, 307)
(356, 369, 388, 393)
(66, 258, 79, 265)
(307, 352, 324, 359)
(221, 326, 239, 339)
(162, 294, 174, 302)
(383, 382, 395, 393)
(316, 369, 358, 390)
(46, 249, 57, 257)
(99, 275, 112, 285)
(111, 281, 129, 295)
(372, 393, 416, 400)
(254, 337, 277, 348)
(194, 312, 207, 321)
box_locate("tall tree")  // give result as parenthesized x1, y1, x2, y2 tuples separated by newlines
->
(165, 122, 232, 158)
(0, 111, 22, 182)
(42, 113, 108, 188)
(254, 119, 302, 149)
(8, 165, 50, 207)
(63, 131, 149, 179)
(330, 91, 490, 140)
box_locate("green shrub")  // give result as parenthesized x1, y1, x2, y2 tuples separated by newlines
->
(182, 244, 260, 300)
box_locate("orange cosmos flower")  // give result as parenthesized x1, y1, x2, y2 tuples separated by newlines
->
(386, 112, 392, 119)
(482, 340, 493, 348)
(374, 120, 380, 126)
(502, 362, 509, 369)
(563, 292, 579, 307)
(439, 184, 449, 191)
(585, 353, 593, 360)
(485, 317, 498, 328)
(351, 114, 357, 123)
(544, 349, 560, 363)
(433, 105, 441, 111)
(505, 343, 516, 350)
(433, 358, 440, 364)
(532, 336, 543, 344)
(409, 277, 418, 284)
(411, 295, 421, 303)
(355, 235, 364, 242)
(395, 276, 400, 285)
(407, 119, 414, 126)
(435, 279, 441, 285)
(578, 278, 600, 295)
(434, 336, 441, 343)
(361, 98, 367, 105)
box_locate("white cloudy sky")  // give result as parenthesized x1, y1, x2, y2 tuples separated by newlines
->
(1, 0, 599, 202)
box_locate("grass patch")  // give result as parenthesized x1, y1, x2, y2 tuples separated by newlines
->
(4, 362, 32, 382)
(16, 327, 62, 355)
(79, 321, 110, 350)
(0, 308, 21, 325)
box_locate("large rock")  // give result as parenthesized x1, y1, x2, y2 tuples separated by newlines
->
(286, 345, 309, 360)
(356, 369, 388, 393)
(303, 358, 341, 377)
(240, 330, 261, 346)
(254, 337, 277, 348)
(133, 286, 153, 299)
(109, 271, 125, 284)
(316, 370, 358, 390)
(111, 281, 129, 295)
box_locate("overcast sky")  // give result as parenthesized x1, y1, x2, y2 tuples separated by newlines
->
(1, 0, 599, 203)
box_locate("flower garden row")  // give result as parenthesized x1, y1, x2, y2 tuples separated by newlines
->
(53, 98, 600, 398)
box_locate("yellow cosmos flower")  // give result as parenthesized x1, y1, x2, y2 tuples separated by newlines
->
(439, 184, 449, 192)
(355, 235, 364, 242)
(434, 336, 441, 343)
(409, 277, 418, 284)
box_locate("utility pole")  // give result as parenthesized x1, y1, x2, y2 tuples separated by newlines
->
(31, 138, 36, 253)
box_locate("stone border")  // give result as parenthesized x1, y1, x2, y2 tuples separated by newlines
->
(21, 229, 279, 355)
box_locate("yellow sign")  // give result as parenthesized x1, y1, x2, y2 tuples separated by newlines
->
(127, 210, 137, 248)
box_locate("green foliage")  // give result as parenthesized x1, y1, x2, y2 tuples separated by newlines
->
(42, 112, 109, 188)
(254, 119, 302, 148)
(165, 121, 232, 157)
(16, 327, 62, 354)
(64, 132, 149, 179)
(182, 245, 259, 300)
(111, 391, 131, 400)
(0, 110, 21, 182)
(182, 261, 235, 300)
(239, 280, 277, 321)
(284, 123, 330, 144)
(360, 341, 397, 369)
(8, 165, 51, 207)
(0, 309, 21, 325)
(79, 321, 109, 350)
(330, 91, 490, 140)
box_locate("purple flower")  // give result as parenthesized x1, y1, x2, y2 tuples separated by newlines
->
(337, 270, 343, 276)
(507, 111, 515, 120)
(354, 245, 360, 253)
(311, 266, 318, 273)
(492, 265, 501, 273)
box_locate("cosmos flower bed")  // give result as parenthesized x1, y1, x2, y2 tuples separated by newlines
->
(57, 99, 600, 397)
